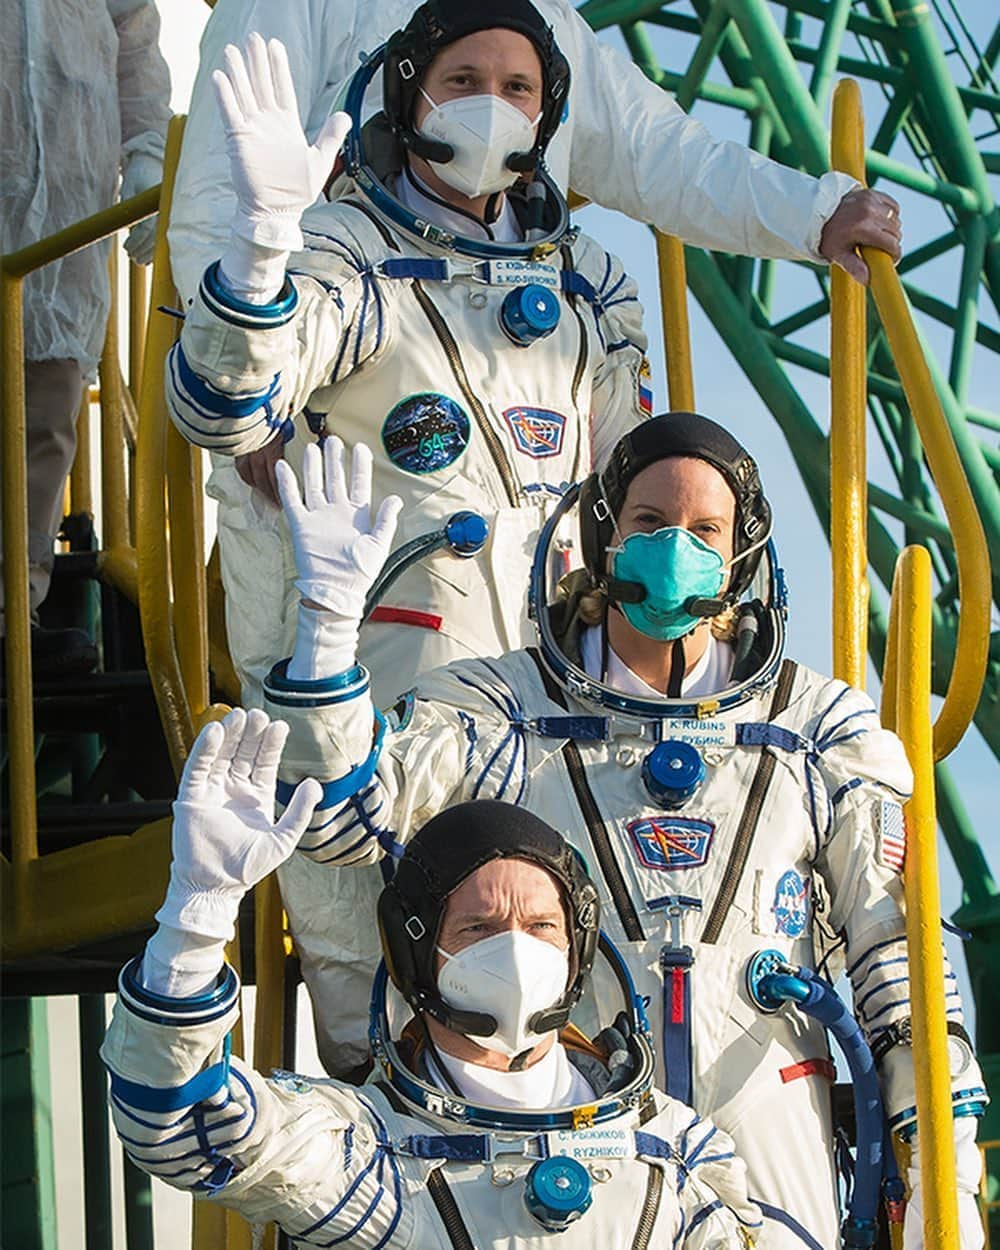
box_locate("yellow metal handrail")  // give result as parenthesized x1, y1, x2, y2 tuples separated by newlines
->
(656, 232, 696, 410)
(829, 81, 869, 691)
(831, 79, 990, 758)
(882, 546, 961, 1244)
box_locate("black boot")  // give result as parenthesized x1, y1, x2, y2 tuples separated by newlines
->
(29, 624, 99, 680)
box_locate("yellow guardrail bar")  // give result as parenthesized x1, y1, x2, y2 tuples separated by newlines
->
(882, 545, 961, 1245)
(656, 232, 696, 410)
(829, 82, 869, 691)
(831, 79, 990, 758)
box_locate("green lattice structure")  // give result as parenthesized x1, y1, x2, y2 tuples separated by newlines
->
(577, 0, 1000, 1207)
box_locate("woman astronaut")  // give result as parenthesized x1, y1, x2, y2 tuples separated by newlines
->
(101, 712, 762, 1248)
(262, 413, 986, 1247)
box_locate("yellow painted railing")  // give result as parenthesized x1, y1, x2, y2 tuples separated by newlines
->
(882, 546, 961, 1246)
(831, 79, 990, 759)
(656, 232, 696, 410)
(829, 81, 869, 691)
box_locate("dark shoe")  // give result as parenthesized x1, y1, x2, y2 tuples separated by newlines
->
(30, 625, 99, 680)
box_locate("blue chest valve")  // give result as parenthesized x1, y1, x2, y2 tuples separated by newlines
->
(641, 740, 706, 809)
(500, 283, 561, 346)
(524, 1155, 592, 1232)
(444, 510, 489, 557)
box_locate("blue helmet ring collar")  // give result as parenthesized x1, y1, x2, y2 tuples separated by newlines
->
(368, 932, 656, 1133)
(528, 484, 787, 724)
(341, 46, 571, 261)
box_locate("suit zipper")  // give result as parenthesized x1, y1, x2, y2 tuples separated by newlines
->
(427, 1168, 476, 1250)
(411, 280, 520, 509)
(562, 245, 589, 483)
(630, 1163, 665, 1250)
(700, 659, 798, 944)
(563, 740, 645, 942)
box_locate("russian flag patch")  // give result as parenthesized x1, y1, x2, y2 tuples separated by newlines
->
(638, 358, 654, 416)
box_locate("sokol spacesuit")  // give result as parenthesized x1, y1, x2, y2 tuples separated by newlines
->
(101, 714, 763, 1248)
(262, 415, 987, 1247)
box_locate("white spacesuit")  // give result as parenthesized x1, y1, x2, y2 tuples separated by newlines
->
(263, 417, 987, 1247)
(101, 716, 763, 1249)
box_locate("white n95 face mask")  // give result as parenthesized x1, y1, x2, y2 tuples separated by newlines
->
(436, 930, 570, 1057)
(418, 90, 540, 198)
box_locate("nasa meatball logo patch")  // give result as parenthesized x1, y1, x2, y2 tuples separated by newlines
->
(381, 392, 470, 475)
(627, 816, 714, 871)
(772, 869, 810, 938)
(502, 406, 567, 458)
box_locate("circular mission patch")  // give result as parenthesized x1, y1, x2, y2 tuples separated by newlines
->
(381, 392, 471, 475)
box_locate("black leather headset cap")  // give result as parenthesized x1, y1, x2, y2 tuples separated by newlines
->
(378, 799, 599, 1040)
(383, 0, 571, 170)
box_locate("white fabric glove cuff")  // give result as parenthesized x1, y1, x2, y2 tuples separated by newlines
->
(218, 230, 290, 304)
(142, 923, 227, 998)
(154, 876, 242, 943)
(287, 602, 360, 681)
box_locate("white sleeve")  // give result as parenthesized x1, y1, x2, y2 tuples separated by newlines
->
(167, 0, 352, 304)
(262, 657, 528, 868)
(100, 961, 413, 1243)
(550, 0, 857, 260)
(110, 0, 171, 164)
(166, 241, 382, 454)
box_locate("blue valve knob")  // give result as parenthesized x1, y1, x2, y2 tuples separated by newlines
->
(500, 283, 561, 346)
(524, 1156, 592, 1232)
(641, 740, 705, 809)
(444, 511, 489, 557)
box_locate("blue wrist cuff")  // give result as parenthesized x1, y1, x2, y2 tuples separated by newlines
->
(276, 709, 387, 811)
(264, 659, 370, 708)
(201, 260, 298, 328)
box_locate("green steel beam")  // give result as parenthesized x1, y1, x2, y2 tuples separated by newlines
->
(1, 999, 57, 1250)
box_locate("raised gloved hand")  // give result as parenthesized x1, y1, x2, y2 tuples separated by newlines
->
(121, 151, 164, 266)
(155, 708, 321, 942)
(276, 438, 403, 619)
(903, 1117, 984, 1249)
(212, 33, 351, 257)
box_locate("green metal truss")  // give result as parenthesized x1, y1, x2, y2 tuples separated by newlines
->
(576, 0, 999, 1196)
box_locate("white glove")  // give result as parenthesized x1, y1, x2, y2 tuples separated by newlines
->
(145, 708, 321, 998)
(212, 33, 350, 294)
(903, 1117, 984, 1249)
(276, 438, 403, 620)
(121, 151, 163, 266)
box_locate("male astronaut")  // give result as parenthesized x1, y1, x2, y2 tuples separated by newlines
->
(101, 710, 763, 1248)
(263, 415, 987, 1247)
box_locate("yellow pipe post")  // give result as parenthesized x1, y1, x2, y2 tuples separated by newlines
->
(892, 545, 961, 1246)
(1, 272, 38, 876)
(831, 80, 990, 759)
(166, 422, 210, 720)
(656, 232, 696, 411)
(99, 249, 131, 554)
(829, 79, 869, 691)
(135, 115, 194, 773)
(129, 260, 148, 400)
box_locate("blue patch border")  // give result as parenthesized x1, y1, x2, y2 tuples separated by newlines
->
(627, 816, 715, 872)
(502, 406, 568, 459)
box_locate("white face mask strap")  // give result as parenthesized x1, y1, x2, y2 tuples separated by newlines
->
(723, 522, 773, 573)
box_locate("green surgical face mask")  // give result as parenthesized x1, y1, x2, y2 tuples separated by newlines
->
(610, 526, 726, 641)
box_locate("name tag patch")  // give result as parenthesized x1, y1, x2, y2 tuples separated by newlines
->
(486, 259, 561, 289)
(662, 719, 736, 748)
(628, 816, 714, 871)
(503, 406, 567, 459)
(382, 392, 470, 475)
(546, 1127, 631, 1161)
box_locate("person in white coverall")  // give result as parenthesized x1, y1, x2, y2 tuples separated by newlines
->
(101, 711, 763, 1248)
(262, 413, 987, 1248)
(0, 0, 170, 675)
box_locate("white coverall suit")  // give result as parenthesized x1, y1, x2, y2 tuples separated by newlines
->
(261, 625, 985, 1247)
(0, 0, 170, 625)
(101, 959, 764, 1248)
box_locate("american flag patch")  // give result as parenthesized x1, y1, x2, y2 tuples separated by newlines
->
(638, 358, 654, 415)
(878, 800, 906, 873)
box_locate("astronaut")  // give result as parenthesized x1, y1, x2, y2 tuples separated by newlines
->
(263, 414, 987, 1247)
(101, 710, 763, 1248)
